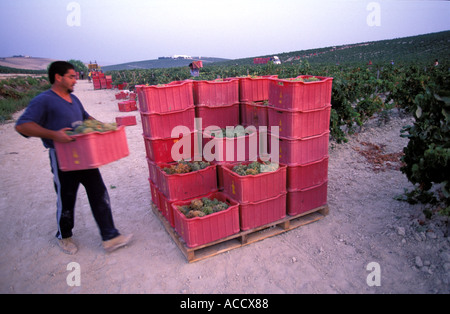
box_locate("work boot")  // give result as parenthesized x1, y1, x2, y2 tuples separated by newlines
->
(57, 237, 78, 255)
(102, 234, 133, 253)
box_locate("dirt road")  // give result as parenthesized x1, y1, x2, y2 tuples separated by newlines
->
(1, 79, 448, 294)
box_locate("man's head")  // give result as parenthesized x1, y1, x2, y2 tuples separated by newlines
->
(48, 61, 77, 93)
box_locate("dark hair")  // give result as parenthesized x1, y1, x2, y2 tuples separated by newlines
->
(48, 61, 75, 84)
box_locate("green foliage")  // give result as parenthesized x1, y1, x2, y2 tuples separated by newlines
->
(67, 59, 88, 74)
(399, 74, 450, 215)
(0, 76, 50, 122)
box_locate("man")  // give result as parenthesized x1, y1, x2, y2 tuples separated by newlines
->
(15, 61, 132, 255)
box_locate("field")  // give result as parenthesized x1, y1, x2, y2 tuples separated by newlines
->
(0, 77, 449, 294)
(0, 31, 449, 294)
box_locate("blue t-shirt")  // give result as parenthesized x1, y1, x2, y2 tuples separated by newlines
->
(16, 89, 90, 148)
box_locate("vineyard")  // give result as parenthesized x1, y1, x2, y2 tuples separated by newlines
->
(106, 49, 449, 214)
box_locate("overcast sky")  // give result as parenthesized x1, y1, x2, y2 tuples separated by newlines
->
(1, 0, 449, 65)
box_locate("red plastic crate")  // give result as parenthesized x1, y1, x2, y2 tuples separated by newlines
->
(115, 115, 137, 127)
(268, 104, 331, 139)
(239, 192, 287, 231)
(146, 158, 160, 184)
(240, 101, 269, 129)
(158, 186, 220, 228)
(287, 180, 328, 216)
(213, 160, 241, 191)
(193, 78, 239, 107)
(115, 91, 129, 100)
(144, 131, 201, 163)
(269, 131, 330, 165)
(172, 192, 240, 248)
(93, 79, 101, 90)
(135, 80, 194, 113)
(156, 162, 218, 201)
(287, 156, 329, 191)
(158, 189, 177, 227)
(239, 75, 278, 102)
(118, 100, 137, 112)
(202, 128, 259, 163)
(141, 106, 195, 138)
(149, 179, 161, 212)
(54, 126, 129, 171)
(268, 75, 333, 111)
(221, 161, 287, 204)
(195, 103, 240, 130)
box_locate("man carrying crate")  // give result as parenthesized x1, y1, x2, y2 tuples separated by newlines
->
(15, 61, 133, 255)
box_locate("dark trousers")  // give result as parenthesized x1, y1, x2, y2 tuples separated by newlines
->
(49, 149, 120, 241)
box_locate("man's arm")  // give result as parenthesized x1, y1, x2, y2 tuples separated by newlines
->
(15, 122, 74, 143)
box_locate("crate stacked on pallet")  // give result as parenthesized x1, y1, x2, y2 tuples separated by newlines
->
(193, 78, 248, 189)
(171, 191, 240, 248)
(267, 75, 333, 216)
(153, 161, 219, 229)
(193, 78, 240, 129)
(238, 75, 278, 129)
(91, 72, 113, 90)
(136, 81, 204, 225)
(221, 161, 287, 231)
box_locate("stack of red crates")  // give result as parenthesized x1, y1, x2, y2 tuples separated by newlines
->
(91, 72, 113, 90)
(239, 75, 278, 130)
(221, 161, 287, 231)
(135, 80, 198, 220)
(137, 80, 243, 248)
(136, 81, 197, 163)
(267, 75, 333, 215)
(193, 78, 240, 129)
(194, 77, 246, 190)
(115, 91, 138, 126)
(137, 75, 333, 249)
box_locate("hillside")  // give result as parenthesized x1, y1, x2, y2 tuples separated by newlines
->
(102, 56, 229, 71)
(0, 56, 56, 71)
(217, 30, 450, 66)
(2, 31, 448, 73)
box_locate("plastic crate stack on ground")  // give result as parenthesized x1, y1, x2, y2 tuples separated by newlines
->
(117, 91, 138, 113)
(239, 75, 278, 130)
(194, 78, 257, 190)
(114, 91, 138, 127)
(193, 78, 240, 129)
(221, 161, 288, 231)
(136, 81, 198, 165)
(137, 76, 333, 255)
(267, 75, 333, 216)
(136, 81, 208, 224)
(92, 72, 113, 90)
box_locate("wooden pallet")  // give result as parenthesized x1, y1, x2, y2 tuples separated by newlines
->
(151, 203, 329, 263)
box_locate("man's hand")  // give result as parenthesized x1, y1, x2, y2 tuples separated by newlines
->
(53, 128, 76, 143)
(15, 122, 75, 143)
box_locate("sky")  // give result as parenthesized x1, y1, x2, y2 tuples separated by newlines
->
(0, 0, 449, 65)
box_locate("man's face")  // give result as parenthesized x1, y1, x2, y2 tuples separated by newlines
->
(59, 69, 77, 93)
